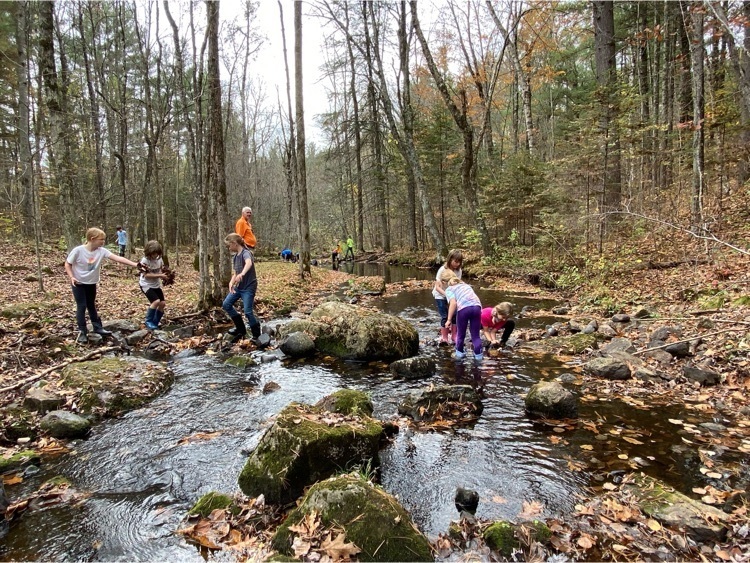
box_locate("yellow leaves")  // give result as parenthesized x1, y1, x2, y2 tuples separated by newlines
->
(621, 436, 644, 445)
(646, 519, 661, 531)
(580, 444, 594, 451)
(176, 431, 222, 445)
(2, 473, 22, 485)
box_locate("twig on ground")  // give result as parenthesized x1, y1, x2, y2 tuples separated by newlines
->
(0, 345, 122, 393)
(632, 328, 746, 355)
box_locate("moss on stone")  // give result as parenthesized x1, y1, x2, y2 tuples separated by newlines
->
(483, 521, 518, 557)
(189, 492, 235, 517)
(238, 403, 383, 505)
(1, 303, 39, 319)
(526, 520, 551, 543)
(1, 405, 38, 441)
(0, 449, 41, 473)
(272, 473, 432, 562)
(41, 475, 71, 488)
(224, 355, 256, 368)
(316, 389, 373, 416)
(59, 356, 173, 417)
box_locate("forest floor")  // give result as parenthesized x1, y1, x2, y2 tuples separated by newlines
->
(1, 238, 749, 561)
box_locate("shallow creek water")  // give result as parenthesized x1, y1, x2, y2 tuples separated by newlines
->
(1, 265, 737, 561)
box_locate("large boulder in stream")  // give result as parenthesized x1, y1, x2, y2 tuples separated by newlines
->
(238, 398, 384, 505)
(272, 473, 433, 562)
(59, 356, 173, 417)
(623, 473, 729, 541)
(398, 385, 483, 423)
(277, 302, 419, 361)
(524, 381, 578, 419)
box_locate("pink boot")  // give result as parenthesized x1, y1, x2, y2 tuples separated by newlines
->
(439, 327, 451, 346)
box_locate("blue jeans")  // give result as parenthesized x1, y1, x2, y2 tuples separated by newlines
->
(435, 298, 449, 326)
(222, 285, 259, 329)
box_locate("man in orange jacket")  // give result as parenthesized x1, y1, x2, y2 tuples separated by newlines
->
(235, 206, 257, 250)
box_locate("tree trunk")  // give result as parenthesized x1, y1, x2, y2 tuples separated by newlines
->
(398, 2, 418, 251)
(40, 0, 78, 250)
(362, 2, 389, 252)
(16, 0, 34, 238)
(207, 0, 231, 299)
(294, 1, 311, 276)
(593, 0, 622, 213)
(686, 2, 705, 232)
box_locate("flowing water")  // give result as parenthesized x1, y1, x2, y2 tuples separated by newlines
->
(1, 265, 740, 561)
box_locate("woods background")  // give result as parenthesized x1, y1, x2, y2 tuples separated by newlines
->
(1, 1, 749, 304)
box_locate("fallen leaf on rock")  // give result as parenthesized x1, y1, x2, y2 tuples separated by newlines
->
(577, 533, 595, 549)
(519, 500, 544, 519)
(646, 519, 661, 531)
(320, 532, 361, 561)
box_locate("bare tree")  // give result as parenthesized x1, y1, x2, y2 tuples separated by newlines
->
(295, 1, 312, 276)
(40, 0, 78, 250)
(685, 1, 705, 232)
(411, 0, 490, 254)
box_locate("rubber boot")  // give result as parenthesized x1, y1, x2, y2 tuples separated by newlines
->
(250, 322, 261, 339)
(92, 320, 112, 336)
(153, 309, 164, 328)
(450, 324, 458, 345)
(229, 316, 247, 343)
(145, 308, 157, 330)
(439, 327, 451, 346)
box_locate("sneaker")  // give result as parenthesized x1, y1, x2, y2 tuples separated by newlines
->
(451, 350, 466, 360)
(76, 332, 88, 343)
(93, 328, 112, 336)
(474, 353, 484, 362)
(145, 321, 158, 330)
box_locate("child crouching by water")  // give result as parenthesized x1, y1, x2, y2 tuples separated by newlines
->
(481, 302, 515, 348)
(440, 269, 483, 361)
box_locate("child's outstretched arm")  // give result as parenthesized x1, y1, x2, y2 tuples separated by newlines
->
(109, 254, 139, 268)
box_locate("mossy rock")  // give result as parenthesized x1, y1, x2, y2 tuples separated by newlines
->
(1, 303, 39, 319)
(315, 389, 373, 416)
(41, 475, 71, 488)
(272, 473, 432, 561)
(484, 520, 518, 556)
(224, 355, 256, 368)
(0, 450, 41, 473)
(346, 277, 386, 296)
(622, 473, 728, 542)
(278, 302, 419, 361)
(238, 403, 384, 505)
(1, 405, 38, 441)
(523, 333, 604, 355)
(59, 356, 173, 417)
(188, 492, 238, 517)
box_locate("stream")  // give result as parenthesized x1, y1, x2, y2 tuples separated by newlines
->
(1, 264, 738, 561)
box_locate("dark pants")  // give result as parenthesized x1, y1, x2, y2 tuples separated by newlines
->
(344, 247, 354, 261)
(72, 283, 101, 333)
(118, 244, 126, 257)
(499, 319, 516, 343)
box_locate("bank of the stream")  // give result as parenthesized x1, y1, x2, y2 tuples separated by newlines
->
(2, 242, 750, 561)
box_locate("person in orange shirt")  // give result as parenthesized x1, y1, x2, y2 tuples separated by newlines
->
(235, 206, 256, 250)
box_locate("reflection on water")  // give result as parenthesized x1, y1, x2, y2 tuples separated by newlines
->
(1, 266, 738, 561)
